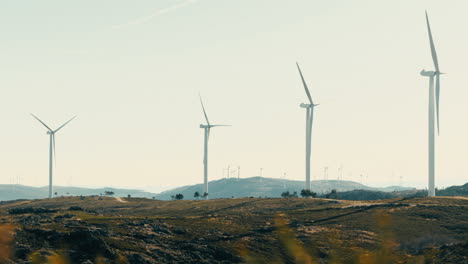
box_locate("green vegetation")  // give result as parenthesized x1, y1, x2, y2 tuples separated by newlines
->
(324, 189, 338, 199)
(301, 189, 317, 198)
(281, 191, 298, 198)
(104, 191, 115, 196)
(171, 193, 184, 200)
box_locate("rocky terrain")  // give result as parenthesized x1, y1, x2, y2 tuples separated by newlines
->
(0, 196, 466, 263)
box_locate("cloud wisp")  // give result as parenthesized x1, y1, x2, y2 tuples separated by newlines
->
(113, 0, 200, 29)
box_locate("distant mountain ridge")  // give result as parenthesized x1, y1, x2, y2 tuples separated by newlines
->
(153, 177, 414, 200)
(1, 178, 466, 201)
(0, 178, 413, 201)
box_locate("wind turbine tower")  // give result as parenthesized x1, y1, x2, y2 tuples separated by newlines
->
(31, 114, 76, 199)
(323, 166, 329, 180)
(199, 95, 229, 199)
(296, 63, 319, 190)
(420, 12, 443, 197)
(338, 165, 343, 180)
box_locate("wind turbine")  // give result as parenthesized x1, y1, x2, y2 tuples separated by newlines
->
(420, 11, 443, 197)
(199, 95, 229, 199)
(296, 63, 318, 191)
(31, 114, 76, 199)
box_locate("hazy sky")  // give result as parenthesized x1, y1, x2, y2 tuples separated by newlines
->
(1, 0, 467, 191)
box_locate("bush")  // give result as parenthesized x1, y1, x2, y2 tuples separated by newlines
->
(300, 189, 317, 198)
(325, 189, 338, 199)
(68, 206, 84, 211)
(281, 191, 298, 198)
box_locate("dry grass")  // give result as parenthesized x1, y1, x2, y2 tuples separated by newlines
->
(0, 196, 466, 263)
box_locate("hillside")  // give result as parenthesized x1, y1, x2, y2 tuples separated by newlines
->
(154, 177, 413, 200)
(0, 185, 158, 201)
(4, 180, 466, 202)
(438, 182, 468, 196)
(0, 196, 466, 263)
(319, 189, 397, 200)
(317, 182, 468, 200)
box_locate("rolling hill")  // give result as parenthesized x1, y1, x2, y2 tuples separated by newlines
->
(0, 177, 418, 201)
(153, 177, 414, 200)
(438, 182, 468, 196)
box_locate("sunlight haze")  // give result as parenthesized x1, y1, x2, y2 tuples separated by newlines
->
(1, 0, 467, 191)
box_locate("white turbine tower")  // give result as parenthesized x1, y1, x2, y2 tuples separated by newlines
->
(296, 63, 318, 191)
(420, 11, 442, 197)
(31, 114, 76, 199)
(199, 95, 229, 199)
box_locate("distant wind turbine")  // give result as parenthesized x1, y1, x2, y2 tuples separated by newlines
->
(420, 12, 443, 197)
(199, 95, 229, 199)
(296, 63, 319, 191)
(31, 114, 76, 199)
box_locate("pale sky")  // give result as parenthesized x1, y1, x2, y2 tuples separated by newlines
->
(1, 0, 467, 191)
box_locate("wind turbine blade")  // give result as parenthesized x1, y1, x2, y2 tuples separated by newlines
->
(54, 116, 76, 133)
(211, 125, 231, 127)
(425, 11, 439, 72)
(296, 62, 314, 105)
(31, 114, 53, 131)
(436, 74, 440, 135)
(199, 94, 211, 126)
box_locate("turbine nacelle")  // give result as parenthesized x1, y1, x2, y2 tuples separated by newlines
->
(200, 124, 229, 128)
(420, 69, 437, 77)
(300, 103, 318, 108)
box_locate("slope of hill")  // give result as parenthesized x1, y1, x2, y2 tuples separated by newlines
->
(319, 189, 396, 200)
(317, 182, 468, 200)
(153, 177, 413, 200)
(438, 182, 468, 196)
